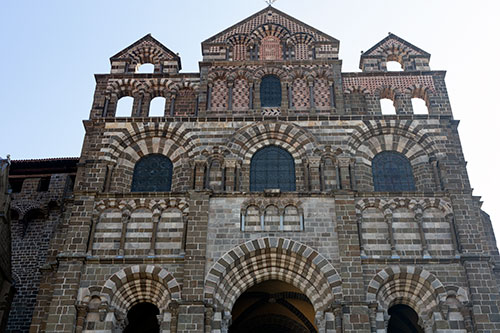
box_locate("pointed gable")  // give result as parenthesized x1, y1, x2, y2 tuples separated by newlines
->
(360, 33, 431, 72)
(202, 6, 339, 61)
(110, 34, 181, 74)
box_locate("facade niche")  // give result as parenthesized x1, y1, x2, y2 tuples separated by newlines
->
(260, 36, 282, 60)
(241, 201, 303, 232)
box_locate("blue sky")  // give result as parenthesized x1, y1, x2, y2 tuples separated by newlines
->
(1, 0, 499, 238)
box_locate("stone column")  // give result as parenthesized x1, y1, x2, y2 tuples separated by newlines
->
(103, 164, 114, 192)
(168, 301, 179, 333)
(223, 159, 238, 192)
(333, 303, 343, 333)
(227, 81, 233, 111)
(118, 210, 131, 256)
(194, 159, 206, 191)
(169, 94, 176, 117)
(74, 302, 88, 333)
(356, 213, 367, 257)
(149, 211, 162, 256)
(415, 207, 431, 258)
(384, 210, 398, 258)
(308, 156, 322, 192)
(338, 156, 352, 190)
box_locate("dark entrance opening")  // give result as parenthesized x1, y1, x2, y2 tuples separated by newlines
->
(124, 302, 160, 333)
(229, 280, 317, 333)
(387, 304, 424, 333)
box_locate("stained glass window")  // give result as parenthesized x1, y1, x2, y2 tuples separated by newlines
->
(250, 146, 295, 191)
(372, 151, 415, 191)
(131, 154, 172, 192)
(260, 75, 281, 107)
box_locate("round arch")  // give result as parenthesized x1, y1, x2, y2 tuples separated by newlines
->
(100, 264, 181, 315)
(367, 266, 447, 320)
(204, 237, 342, 313)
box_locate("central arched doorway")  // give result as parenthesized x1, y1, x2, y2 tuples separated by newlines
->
(387, 304, 424, 333)
(229, 280, 317, 333)
(124, 302, 160, 333)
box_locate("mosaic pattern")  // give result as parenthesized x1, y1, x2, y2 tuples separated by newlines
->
(343, 75, 436, 95)
(206, 8, 335, 43)
(232, 78, 250, 110)
(292, 78, 310, 108)
(314, 78, 330, 108)
(211, 79, 228, 111)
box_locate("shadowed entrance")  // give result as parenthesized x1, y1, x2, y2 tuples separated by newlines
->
(229, 280, 317, 333)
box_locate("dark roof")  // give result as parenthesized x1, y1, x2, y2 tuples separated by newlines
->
(10, 157, 79, 176)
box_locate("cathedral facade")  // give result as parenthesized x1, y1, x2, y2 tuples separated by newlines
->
(5, 6, 500, 332)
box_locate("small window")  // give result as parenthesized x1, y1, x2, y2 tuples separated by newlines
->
(131, 154, 173, 192)
(387, 61, 403, 71)
(260, 75, 281, 107)
(38, 177, 51, 192)
(411, 98, 428, 114)
(9, 178, 24, 193)
(250, 145, 295, 192)
(115, 96, 134, 117)
(136, 63, 154, 73)
(380, 98, 396, 115)
(372, 151, 415, 191)
(149, 96, 166, 117)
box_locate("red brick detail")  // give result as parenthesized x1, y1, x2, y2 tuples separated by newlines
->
(343, 75, 436, 94)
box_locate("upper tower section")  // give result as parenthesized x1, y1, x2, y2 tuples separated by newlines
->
(110, 34, 181, 74)
(360, 33, 431, 72)
(202, 6, 339, 62)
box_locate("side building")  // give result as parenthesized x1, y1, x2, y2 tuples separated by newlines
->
(0, 157, 14, 332)
(6, 6, 500, 333)
(6, 158, 77, 332)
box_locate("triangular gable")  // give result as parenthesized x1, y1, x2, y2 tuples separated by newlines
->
(110, 34, 181, 67)
(203, 6, 338, 45)
(362, 33, 430, 57)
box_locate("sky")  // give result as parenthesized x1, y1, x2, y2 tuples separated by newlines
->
(1, 0, 499, 241)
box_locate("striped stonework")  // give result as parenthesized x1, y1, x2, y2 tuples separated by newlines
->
(204, 237, 342, 312)
(367, 266, 447, 328)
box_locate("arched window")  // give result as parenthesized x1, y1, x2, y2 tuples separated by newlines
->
(250, 145, 295, 192)
(372, 151, 415, 191)
(131, 154, 173, 192)
(115, 96, 134, 117)
(380, 98, 396, 115)
(260, 75, 281, 107)
(136, 63, 155, 73)
(411, 98, 429, 114)
(386, 60, 403, 71)
(149, 96, 166, 116)
(387, 304, 423, 333)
